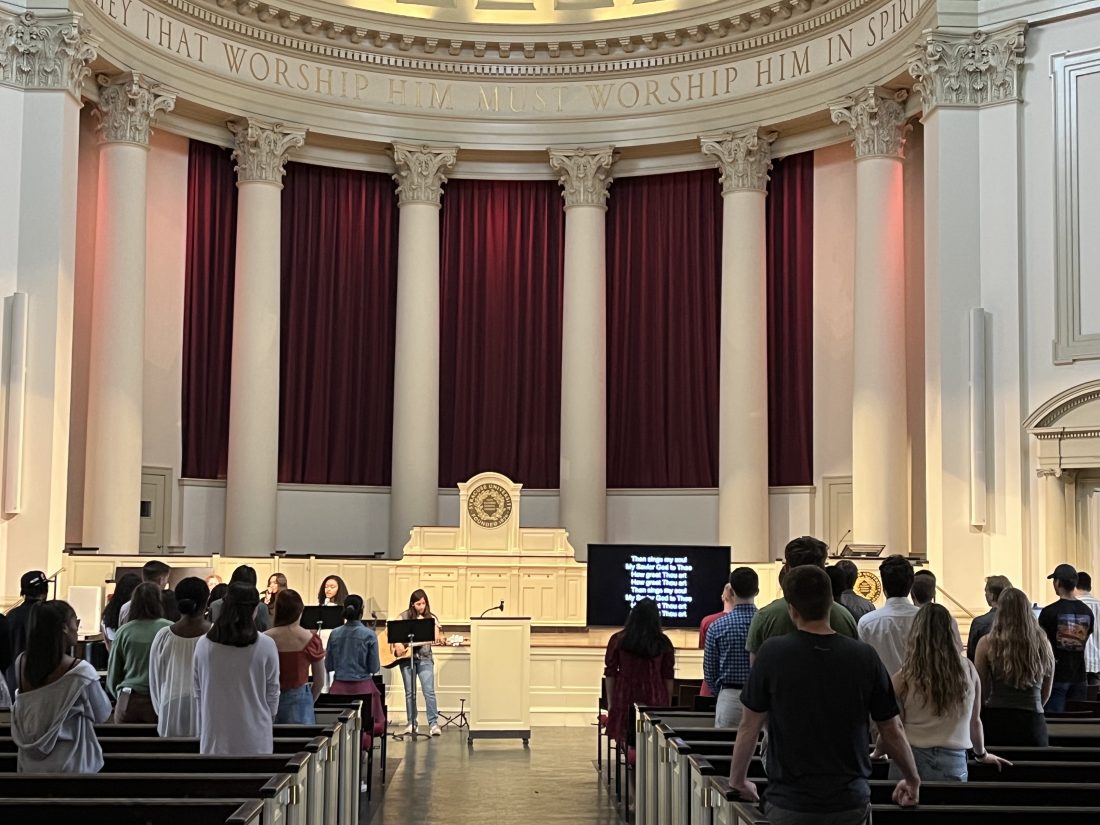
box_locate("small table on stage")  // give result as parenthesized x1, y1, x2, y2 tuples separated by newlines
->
(468, 616, 531, 745)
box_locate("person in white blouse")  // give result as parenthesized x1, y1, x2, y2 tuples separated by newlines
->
(193, 583, 280, 755)
(149, 577, 211, 737)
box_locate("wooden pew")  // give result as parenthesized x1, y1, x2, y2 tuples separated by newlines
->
(0, 798, 264, 825)
(636, 707, 710, 825)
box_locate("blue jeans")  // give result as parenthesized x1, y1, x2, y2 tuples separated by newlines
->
(275, 684, 316, 725)
(1045, 681, 1087, 713)
(890, 746, 967, 782)
(399, 658, 438, 727)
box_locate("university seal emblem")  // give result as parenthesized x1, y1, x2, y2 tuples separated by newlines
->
(853, 571, 883, 603)
(467, 483, 512, 528)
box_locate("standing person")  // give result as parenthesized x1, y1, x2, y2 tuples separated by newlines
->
(703, 567, 758, 727)
(603, 597, 676, 748)
(318, 575, 349, 607)
(149, 577, 211, 737)
(746, 536, 858, 661)
(1076, 572, 1100, 686)
(1038, 564, 1094, 711)
(265, 589, 326, 724)
(107, 582, 171, 723)
(966, 575, 1012, 661)
(728, 566, 921, 824)
(835, 559, 876, 621)
(118, 560, 171, 625)
(325, 594, 386, 732)
(910, 570, 963, 652)
(11, 601, 112, 773)
(698, 583, 734, 698)
(885, 604, 1009, 781)
(208, 565, 271, 631)
(974, 587, 1054, 746)
(857, 555, 920, 676)
(193, 583, 280, 755)
(101, 573, 141, 650)
(4, 571, 50, 696)
(262, 573, 288, 615)
(392, 589, 443, 736)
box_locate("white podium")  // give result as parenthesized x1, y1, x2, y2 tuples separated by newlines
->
(468, 616, 531, 745)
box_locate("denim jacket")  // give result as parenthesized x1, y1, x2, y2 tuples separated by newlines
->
(325, 621, 380, 681)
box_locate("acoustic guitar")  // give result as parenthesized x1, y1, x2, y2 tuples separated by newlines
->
(377, 628, 436, 669)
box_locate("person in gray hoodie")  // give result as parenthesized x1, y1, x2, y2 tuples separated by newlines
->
(11, 600, 112, 773)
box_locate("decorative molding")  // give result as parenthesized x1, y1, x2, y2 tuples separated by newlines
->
(0, 10, 97, 98)
(391, 143, 457, 206)
(908, 22, 1027, 115)
(829, 86, 911, 159)
(94, 72, 176, 146)
(228, 117, 306, 184)
(548, 147, 615, 208)
(699, 127, 776, 194)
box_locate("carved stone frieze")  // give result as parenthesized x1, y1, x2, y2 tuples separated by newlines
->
(0, 10, 97, 98)
(908, 23, 1027, 115)
(228, 117, 306, 185)
(699, 128, 776, 194)
(95, 73, 176, 146)
(830, 87, 911, 160)
(391, 143, 458, 206)
(548, 147, 615, 209)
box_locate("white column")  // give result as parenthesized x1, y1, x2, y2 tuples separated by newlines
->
(549, 148, 614, 562)
(224, 118, 305, 556)
(83, 73, 174, 553)
(0, 9, 95, 588)
(388, 143, 456, 556)
(830, 88, 911, 555)
(701, 129, 774, 562)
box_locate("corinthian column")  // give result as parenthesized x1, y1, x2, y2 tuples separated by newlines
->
(549, 147, 614, 562)
(701, 128, 774, 562)
(224, 118, 305, 556)
(83, 73, 174, 553)
(830, 88, 910, 555)
(388, 143, 456, 556)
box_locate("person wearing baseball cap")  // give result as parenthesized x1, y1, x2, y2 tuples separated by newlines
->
(1038, 563, 1096, 712)
(3, 570, 50, 697)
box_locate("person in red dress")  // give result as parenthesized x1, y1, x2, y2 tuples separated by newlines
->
(603, 597, 676, 745)
(698, 584, 733, 697)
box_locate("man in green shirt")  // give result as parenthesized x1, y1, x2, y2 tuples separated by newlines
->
(746, 536, 857, 659)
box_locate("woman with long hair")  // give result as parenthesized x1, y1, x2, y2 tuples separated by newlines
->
(392, 589, 443, 736)
(603, 597, 675, 746)
(317, 575, 349, 607)
(262, 573, 288, 614)
(264, 589, 325, 724)
(194, 582, 279, 755)
(975, 587, 1055, 746)
(11, 601, 112, 772)
(107, 582, 171, 723)
(100, 573, 141, 649)
(149, 577, 210, 737)
(884, 604, 1008, 781)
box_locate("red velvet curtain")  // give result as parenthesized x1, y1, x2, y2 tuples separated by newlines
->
(279, 162, 399, 485)
(766, 152, 815, 486)
(181, 140, 238, 479)
(606, 170, 723, 488)
(438, 179, 565, 489)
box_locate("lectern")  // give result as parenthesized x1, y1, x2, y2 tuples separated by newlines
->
(468, 616, 531, 745)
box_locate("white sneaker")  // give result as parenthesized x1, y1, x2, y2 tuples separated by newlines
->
(429, 724, 442, 737)
(402, 723, 415, 735)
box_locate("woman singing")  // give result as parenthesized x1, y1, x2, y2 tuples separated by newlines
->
(317, 575, 349, 607)
(393, 589, 443, 736)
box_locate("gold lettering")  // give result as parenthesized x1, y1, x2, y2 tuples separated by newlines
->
(756, 57, 773, 87)
(223, 43, 247, 74)
(355, 74, 369, 100)
(533, 87, 546, 112)
(478, 86, 499, 112)
(687, 72, 703, 101)
(644, 78, 663, 106)
(616, 81, 640, 108)
(248, 51, 270, 82)
(274, 58, 290, 87)
(315, 67, 333, 96)
(508, 86, 525, 112)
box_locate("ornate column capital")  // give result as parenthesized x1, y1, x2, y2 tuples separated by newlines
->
(699, 127, 776, 194)
(228, 117, 306, 186)
(908, 23, 1027, 116)
(548, 147, 616, 209)
(94, 73, 175, 147)
(391, 143, 457, 207)
(830, 87, 911, 160)
(0, 10, 97, 99)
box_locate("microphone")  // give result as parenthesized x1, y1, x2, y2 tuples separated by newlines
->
(478, 600, 505, 618)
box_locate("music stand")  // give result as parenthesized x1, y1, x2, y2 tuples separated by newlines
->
(300, 606, 344, 631)
(387, 618, 436, 741)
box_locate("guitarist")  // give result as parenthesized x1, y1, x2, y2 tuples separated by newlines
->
(393, 589, 444, 736)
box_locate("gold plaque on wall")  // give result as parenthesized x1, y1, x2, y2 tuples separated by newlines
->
(853, 571, 883, 603)
(467, 483, 513, 529)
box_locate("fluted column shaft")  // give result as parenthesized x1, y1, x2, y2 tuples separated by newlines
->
(224, 118, 305, 556)
(84, 73, 174, 553)
(702, 129, 773, 562)
(550, 147, 614, 562)
(831, 88, 910, 554)
(389, 143, 456, 556)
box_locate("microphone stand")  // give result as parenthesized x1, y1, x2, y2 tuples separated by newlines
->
(478, 601, 505, 618)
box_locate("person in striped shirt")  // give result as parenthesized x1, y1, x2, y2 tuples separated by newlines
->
(703, 567, 759, 728)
